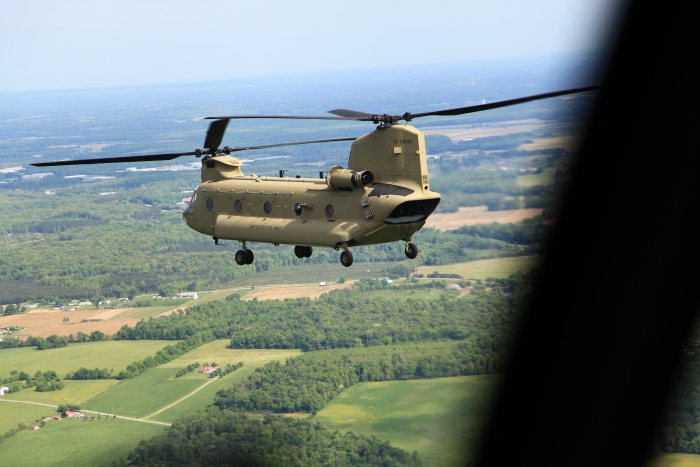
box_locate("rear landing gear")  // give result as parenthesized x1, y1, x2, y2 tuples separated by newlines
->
(235, 242, 254, 266)
(340, 250, 353, 267)
(294, 246, 312, 258)
(405, 242, 418, 259)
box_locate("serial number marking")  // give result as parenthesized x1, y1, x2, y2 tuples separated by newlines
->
(249, 225, 281, 230)
(393, 139, 413, 144)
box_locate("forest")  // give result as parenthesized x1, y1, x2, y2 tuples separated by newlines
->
(214, 340, 505, 414)
(128, 410, 422, 467)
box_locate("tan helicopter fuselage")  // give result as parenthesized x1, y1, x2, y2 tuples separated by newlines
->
(182, 124, 440, 249)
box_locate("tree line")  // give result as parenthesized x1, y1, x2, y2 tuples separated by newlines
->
(214, 340, 508, 414)
(127, 409, 422, 467)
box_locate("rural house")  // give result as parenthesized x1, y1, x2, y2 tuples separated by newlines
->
(199, 365, 219, 374)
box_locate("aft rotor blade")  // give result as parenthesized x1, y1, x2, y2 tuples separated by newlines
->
(230, 137, 356, 152)
(203, 118, 229, 150)
(205, 115, 360, 121)
(30, 152, 198, 167)
(410, 86, 601, 119)
(327, 109, 375, 118)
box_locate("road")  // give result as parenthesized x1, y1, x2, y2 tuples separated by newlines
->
(0, 398, 171, 426)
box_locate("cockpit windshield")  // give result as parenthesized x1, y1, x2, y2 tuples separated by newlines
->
(183, 192, 196, 219)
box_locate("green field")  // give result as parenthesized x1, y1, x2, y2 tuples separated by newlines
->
(158, 340, 302, 369)
(0, 401, 54, 433)
(314, 375, 500, 467)
(363, 286, 462, 302)
(217, 261, 397, 288)
(6, 379, 120, 405)
(151, 366, 258, 422)
(648, 454, 700, 467)
(110, 306, 178, 320)
(84, 368, 205, 418)
(416, 256, 540, 280)
(0, 340, 171, 379)
(516, 167, 557, 187)
(0, 413, 164, 467)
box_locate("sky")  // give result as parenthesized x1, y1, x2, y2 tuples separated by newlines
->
(0, 0, 624, 93)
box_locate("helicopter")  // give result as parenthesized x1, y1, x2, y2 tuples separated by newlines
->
(32, 86, 598, 267)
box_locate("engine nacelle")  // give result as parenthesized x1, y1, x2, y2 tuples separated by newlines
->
(326, 166, 374, 190)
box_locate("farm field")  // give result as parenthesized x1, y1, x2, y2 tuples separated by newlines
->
(6, 379, 120, 406)
(0, 401, 52, 433)
(425, 205, 544, 230)
(0, 414, 164, 467)
(518, 134, 579, 151)
(360, 285, 462, 302)
(85, 368, 204, 418)
(516, 167, 557, 187)
(109, 306, 180, 320)
(0, 340, 170, 378)
(83, 345, 302, 419)
(314, 375, 500, 467)
(419, 118, 547, 140)
(416, 256, 540, 280)
(0, 306, 141, 338)
(151, 366, 258, 422)
(647, 454, 700, 467)
(242, 283, 351, 301)
(218, 261, 397, 289)
(159, 340, 302, 369)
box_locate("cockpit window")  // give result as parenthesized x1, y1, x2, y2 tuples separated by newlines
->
(183, 192, 196, 219)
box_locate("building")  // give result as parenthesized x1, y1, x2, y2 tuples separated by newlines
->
(445, 284, 461, 290)
(64, 410, 85, 418)
(53, 416, 62, 420)
(177, 292, 198, 300)
(199, 366, 219, 374)
(29, 425, 40, 430)
(0, 386, 9, 396)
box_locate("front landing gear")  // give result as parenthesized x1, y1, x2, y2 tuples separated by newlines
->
(340, 250, 354, 267)
(405, 242, 418, 259)
(235, 242, 254, 266)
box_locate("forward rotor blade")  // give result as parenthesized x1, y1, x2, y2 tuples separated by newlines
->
(229, 137, 356, 152)
(327, 109, 375, 118)
(410, 86, 601, 119)
(205, 115, 359, 121)
(30, 152, 198, 167)
(203, 119, 229, 150)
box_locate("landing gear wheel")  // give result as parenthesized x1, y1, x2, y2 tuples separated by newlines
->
(245, 249, 255, 265)
(294, 246, 305, 259)
(304, 246, 313, 258)
(235, 250, 247, 265)
(405, 243, 418, 259)
(340, 250, 354, 267)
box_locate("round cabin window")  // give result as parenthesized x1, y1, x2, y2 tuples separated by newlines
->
(206, 199, 213, 211)
(234, 200, 242, 213)
(264, 201, 272, 214)
(325, 204, 334, 218)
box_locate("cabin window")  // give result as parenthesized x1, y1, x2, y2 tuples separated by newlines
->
(234, 200, 242, 213)
(325, 204, 334, 218)
(206, 199, 213, 211)
(264, 201, 272, 214)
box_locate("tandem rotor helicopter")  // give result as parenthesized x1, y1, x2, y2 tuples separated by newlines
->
(32, 86, 598, 267)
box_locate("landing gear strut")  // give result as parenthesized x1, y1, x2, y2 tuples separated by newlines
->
(235, 241, 254, 266)
(340, 249, 354, 267)
(405, 242, 418, 259)
(294, 246, 313, 258)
